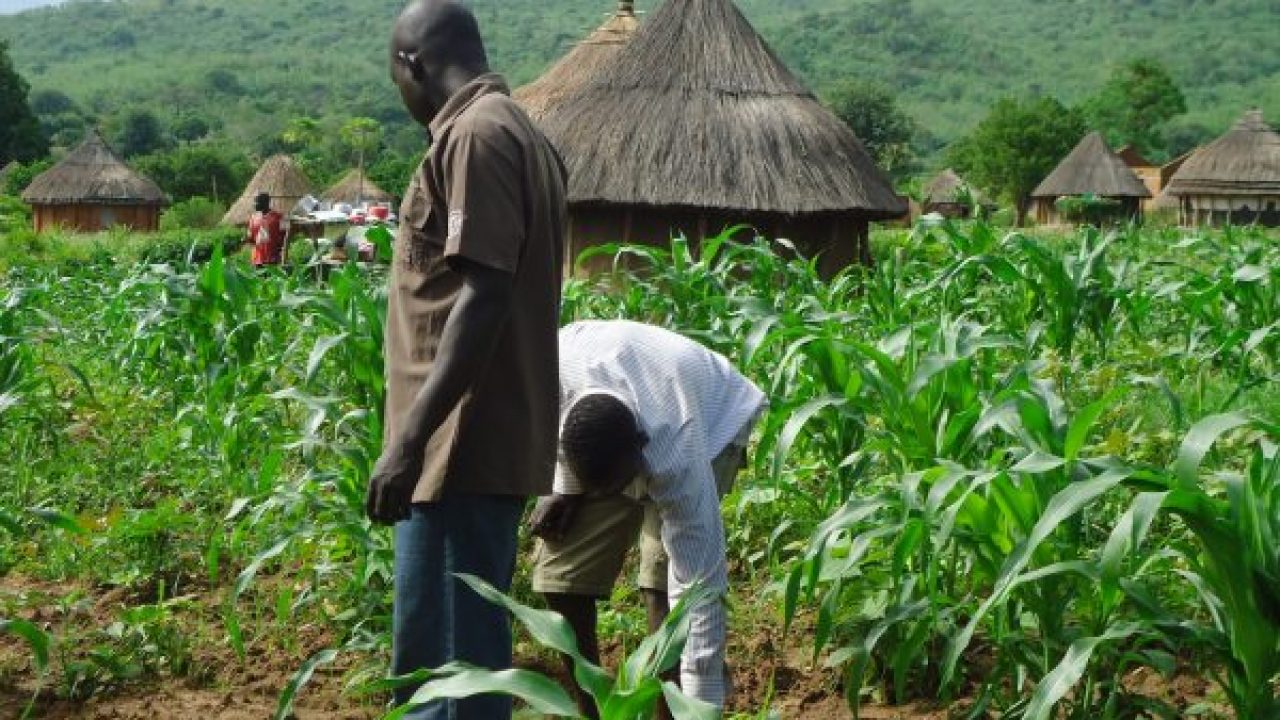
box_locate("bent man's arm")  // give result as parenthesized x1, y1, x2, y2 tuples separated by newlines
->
(649, 433, 731, 709)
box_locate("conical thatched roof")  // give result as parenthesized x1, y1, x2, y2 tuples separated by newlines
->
(533, 0, 905, 218)
(1032, 132, 1151, 199)
(21, 131, 166, 206)
(925, 169, 986, 205)
(222, 155, 313, 225)
(321, 169, 397, 206)
(1165, 110, 1280, 196)
(0, 161, 17, 184)
(515, 1, 641, 122)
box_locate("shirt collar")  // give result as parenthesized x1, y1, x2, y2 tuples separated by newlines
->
(428, 73, 511, 138)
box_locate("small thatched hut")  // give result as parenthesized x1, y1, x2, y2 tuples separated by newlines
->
(528, 0, 905, 276)
(922, 169, 992, 218)
(321, 169, 397, 207)
(21, 131, 167, 233)
(0, 161, 18, 189)
(1031, 132, 1150, 225)
(515, 1, 641, 123)
(223, 155, 313, 226)
(1164, 110, 1280, 227)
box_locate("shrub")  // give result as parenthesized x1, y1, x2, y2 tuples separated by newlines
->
(160, 197, 227, 231)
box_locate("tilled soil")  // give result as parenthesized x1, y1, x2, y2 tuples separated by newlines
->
(0, 574, 1231, 719)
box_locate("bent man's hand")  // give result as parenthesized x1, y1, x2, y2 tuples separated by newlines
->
(529, 493, 584, 542)
(366, 441, 424, 526)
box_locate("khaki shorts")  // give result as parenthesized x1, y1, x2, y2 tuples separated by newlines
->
(531, 440, 749, 597)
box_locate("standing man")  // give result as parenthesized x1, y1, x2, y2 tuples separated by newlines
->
(530, 320, 767, 715)
(366, 2, 567, 718)
(244, 192, 286, 267)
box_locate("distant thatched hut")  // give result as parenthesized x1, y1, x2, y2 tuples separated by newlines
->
(321, 169, 396, 207)
(0, 161, 18, 189)
(1031, 133, 1150, 225)
(1164, 110, 1280, 227)
(21, 131, 167, 233)
(922, 169, 992, 218)
(222, 155, 313, 226)
(515, 1, 640, 123)
(1116, 145, 1162, 211)
(528, 0, 905, 277)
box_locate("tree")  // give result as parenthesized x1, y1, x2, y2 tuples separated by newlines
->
(281, 117, 322, 153)
(2, 158, 55, 196)
(1085, 58, 1187, 159)
(947, 96, 1087, 226)
(339, 117, 384, 169)
(116, 109, 169, 157)
(28, 89, 78, 117)
(134, 144, 252, 203)
(0, 40, 49, 165)
(824, 80, 917, 180)
(172, 115, 212, 144)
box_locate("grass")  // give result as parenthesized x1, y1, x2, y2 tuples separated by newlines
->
(0, 219, 1276, 719)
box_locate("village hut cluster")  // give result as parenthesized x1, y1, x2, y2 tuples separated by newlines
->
(1019, 110, 1280, 228)
(1030, 132, 1152, 225)
(8, 0, 1278, 256)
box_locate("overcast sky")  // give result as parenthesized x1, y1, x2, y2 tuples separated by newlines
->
(0, 0, 66, 14)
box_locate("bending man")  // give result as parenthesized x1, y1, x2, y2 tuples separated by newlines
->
(530, 319, 766, 714)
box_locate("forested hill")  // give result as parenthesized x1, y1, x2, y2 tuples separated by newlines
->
(0, 0, 1276, 159)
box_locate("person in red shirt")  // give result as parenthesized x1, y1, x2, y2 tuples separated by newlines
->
(244, 192, 286, 266)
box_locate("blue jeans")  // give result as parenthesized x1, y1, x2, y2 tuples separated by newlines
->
(392, 495, 525, 719)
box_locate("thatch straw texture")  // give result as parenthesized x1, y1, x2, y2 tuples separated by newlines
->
(21, 131, 166, 206)
(321, 169, 397, 206)
(1032, 132, 1150, 199)
(533, 0, 904, 218)
(924, 169, 985, 204)
(222, 155, 313, 225)
(0, 161, 17, 184)
(1165, 110, 1280, 196)
(515, 1, 640, 122)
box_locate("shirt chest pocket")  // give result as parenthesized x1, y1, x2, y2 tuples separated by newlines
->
(402, 199, 450, 273)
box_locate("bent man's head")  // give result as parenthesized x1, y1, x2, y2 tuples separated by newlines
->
(254, 192, 271, 213)
(562, 394, 648, 496)
(390, 0, 491, 127)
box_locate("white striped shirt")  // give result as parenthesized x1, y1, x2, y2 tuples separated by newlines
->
(555, 320, 766, 707)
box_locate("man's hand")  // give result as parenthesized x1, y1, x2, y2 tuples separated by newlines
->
(528, 494, 584, 542)
(366, 440, 425, 525)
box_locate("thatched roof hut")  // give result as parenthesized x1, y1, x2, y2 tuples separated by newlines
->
(321, 169, 397, 207)
(1031, 132, 1150, 225)
(21, 130, 167, 233)
(0, 161, 17, 187)
(514, 1, 641, 122)
(1164, 110, 1280, 227)
(922, 169, 992, 218)
(223, 154, 313, 226)
(530, 0, 905, 276)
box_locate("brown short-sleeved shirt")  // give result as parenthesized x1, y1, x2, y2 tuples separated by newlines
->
(385, 74, 567, 503)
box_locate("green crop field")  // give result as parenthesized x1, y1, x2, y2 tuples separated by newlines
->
(0, 221, 1277, 719)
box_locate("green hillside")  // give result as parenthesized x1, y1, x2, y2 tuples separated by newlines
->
(0, 0, 1276, 164)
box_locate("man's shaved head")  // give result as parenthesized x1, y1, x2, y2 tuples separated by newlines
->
(391, 0, 491, 126)
(393, 0, 488, 72)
